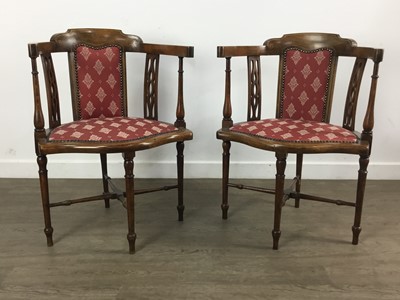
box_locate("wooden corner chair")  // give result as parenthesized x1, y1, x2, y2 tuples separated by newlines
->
(216, 33, 383, 249)
(28, 28, 194, 253)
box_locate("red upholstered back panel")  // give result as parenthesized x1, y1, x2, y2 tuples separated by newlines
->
(75, 45, 124, 120)
(280, 48, 333, 122)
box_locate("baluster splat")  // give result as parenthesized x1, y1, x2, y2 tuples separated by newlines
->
(343, 57, 367, 131)
(144, 53, 160, 120)
(247, 55, 262, 121)
(41, 54, 61, 129)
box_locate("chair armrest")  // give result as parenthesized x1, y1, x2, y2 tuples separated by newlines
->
(217, 45, 268, 57)
(141, 43, 194, 57)
(141, 43, 194, 128)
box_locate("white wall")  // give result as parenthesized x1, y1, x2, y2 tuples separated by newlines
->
(0, 0, 399, 179)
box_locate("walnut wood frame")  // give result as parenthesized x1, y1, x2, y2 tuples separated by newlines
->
(29, 28, 194, 254)
(216, 33, 383, 249)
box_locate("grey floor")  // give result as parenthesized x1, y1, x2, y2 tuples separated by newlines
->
(0, 178, 399, 299)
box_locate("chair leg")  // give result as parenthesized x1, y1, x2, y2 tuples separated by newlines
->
(100, 153, 110, 208)
(352, 154, 369, 245)
(176, 142, 185, 221)
(272, 151, 287, 250)
(295, 153, 303, 208)
(221, 141, 231, 219)
(37, 155, 53, 247)
(124, 152, 136, 254)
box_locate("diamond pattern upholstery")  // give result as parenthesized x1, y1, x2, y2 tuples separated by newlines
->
(49, 117, 178, 142)
(280, 49, 333, 122)
(230, 118, 357, 143)
(75, 45, 124, 120)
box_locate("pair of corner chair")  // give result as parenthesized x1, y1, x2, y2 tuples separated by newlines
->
(28, 28, 383, 253)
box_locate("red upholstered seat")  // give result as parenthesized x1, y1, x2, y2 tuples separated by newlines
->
(229, 118, 357, 143)
(49, 117, 178, 142)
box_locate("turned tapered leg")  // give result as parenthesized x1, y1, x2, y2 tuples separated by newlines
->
(295, 153, 303, 208)
(100, 153, 110, 208)
(176, 142, 185, 221)
(37, 155, 53, 247)
(124, 152, 136, 254)
(352, 154, 369, 245)
(221, 141, 231, 219)
(272, 152, 287, 250)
